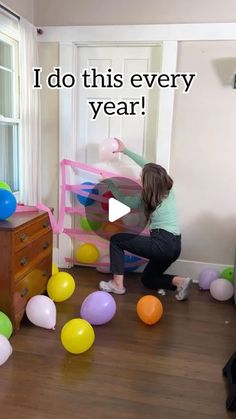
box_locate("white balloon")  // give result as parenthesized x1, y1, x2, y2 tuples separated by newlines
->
(210, 278, 234, 301)
(0, 335, 13, 366)
(26, 295, 57, 329)
(96, 255, 111, 273)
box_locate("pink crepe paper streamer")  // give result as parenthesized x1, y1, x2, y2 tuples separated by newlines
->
(65, 205, 140, 215)
(65, 258, 147, 267)
(64, 229, 108, 248)
(16, 205, 38, 212)
(64, 227, 148, 238)
(67, 183, 140, 192)
(37, 159, 141, 234)
(63, 159, 140, 182)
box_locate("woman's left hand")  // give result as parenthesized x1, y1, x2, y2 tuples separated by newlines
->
(100, 172, 106, 181)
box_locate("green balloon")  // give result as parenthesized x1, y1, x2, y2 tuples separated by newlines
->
(220, 267, 234, 283)
(0, 181, 11, 192)
(0, 311, 13, 338)
(80, 217, 102, 232)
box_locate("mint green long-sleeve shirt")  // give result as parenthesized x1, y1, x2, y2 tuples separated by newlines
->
(105, 148, 180, 235)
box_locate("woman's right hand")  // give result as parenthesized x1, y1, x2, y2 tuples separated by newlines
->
(113, 138, 125, 153)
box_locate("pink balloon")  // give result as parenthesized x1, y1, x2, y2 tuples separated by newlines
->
(26, 295, 56, 329)
(0, 335, 13, 366)
(99, 138, 118, 161)
(210, 278, 234, 301)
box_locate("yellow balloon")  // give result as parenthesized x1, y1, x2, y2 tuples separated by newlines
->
(52, 262, 59, 275)
(61, 319, 95, 354)
(76, 243, 100, 264)
(47, 272, 75, 302)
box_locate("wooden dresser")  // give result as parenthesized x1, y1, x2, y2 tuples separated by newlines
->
(0, 210, 53, 331)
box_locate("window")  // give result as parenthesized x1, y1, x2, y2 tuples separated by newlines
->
(0, 24, 19, 193)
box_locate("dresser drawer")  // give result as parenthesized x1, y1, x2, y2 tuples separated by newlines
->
(14, 215, 51, 251)
(13, 256, 52, 313)
(15, 231, 52, 279)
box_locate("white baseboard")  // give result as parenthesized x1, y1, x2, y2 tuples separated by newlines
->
(54, 245, 232, 282)
(165, 259, 232, 282)
(133, 258, 232, 282)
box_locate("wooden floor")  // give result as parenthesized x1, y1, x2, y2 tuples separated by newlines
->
(1, 267, 236, 419)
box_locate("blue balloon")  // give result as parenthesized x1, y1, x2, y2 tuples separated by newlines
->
(0, 189, 17, 220)
(124, 255, 141, 272)
(76, 182, 98, 207)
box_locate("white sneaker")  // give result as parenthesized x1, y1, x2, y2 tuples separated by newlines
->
(99, 280, 126, 295)
(175, 277, 192, 301)
(157, 289, 166, 296)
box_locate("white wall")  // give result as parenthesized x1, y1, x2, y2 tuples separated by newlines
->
(34, 0, 236, 269)
(4, 1, 236, 269)
(34, 0, 236, 26)
(171, 40, 236, 265)
(1, 0, 34, 22)
(38, 37, 236, 269)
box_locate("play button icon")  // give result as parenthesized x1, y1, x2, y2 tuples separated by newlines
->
(83, 176, 147, 241)
(108, 198, 130, 222)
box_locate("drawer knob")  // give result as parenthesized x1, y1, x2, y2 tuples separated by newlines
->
(43, 221, 50, 228)
(20, 257, 28, 266)
(42, 242, 49, 250)
(20, 287, 29, 297)
(42, 270, 49, 277)
(20, 233, 28, 242)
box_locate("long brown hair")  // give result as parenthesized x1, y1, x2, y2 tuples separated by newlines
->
(141, 163, 173, 220)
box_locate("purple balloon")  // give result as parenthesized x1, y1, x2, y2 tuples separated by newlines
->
(198, 268, 219, 290)
(80, 291, 116, 325)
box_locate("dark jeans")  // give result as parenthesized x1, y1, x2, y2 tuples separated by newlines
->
(110, 229, 181, 290)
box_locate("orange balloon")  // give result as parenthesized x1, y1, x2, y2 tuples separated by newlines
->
(137, 295, 163, 325)
(103, 222, 123, 234)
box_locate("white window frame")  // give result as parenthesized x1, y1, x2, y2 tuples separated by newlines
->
(0, 12, 20, 199)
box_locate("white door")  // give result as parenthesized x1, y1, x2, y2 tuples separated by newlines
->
(63, 45, 163, 266)
(58, 44, 166, 267)
(58, 41, 177, 267)
(76, 45, 162, 178)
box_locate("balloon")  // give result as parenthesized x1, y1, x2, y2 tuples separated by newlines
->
(96, 255, 111, 273)
(76, 182, 98, 207)
(80, 291, 116, 325)
(52, 262, 59, 275)
(125, 255, 141, 272)
(99, 138, 119, 161)
(61, 318, 95, 354)
(0, 189, 17, 220)
(103, 222, 123, 235)
(47, 272, 75, 302)
(210, 278, 234, 301)
(220, 267, 234, 283)
(0, 312, 13, 338)
(198, 268, 219, 290)
(0, 181, 11, 192)
(80, 217, 102, 232)
(0, 335, 13, 366)
(101, 191, 114, 211)
(137, 295, 163, 325)
(76, 243, 100, 264)
(26, 295, 56, 329)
